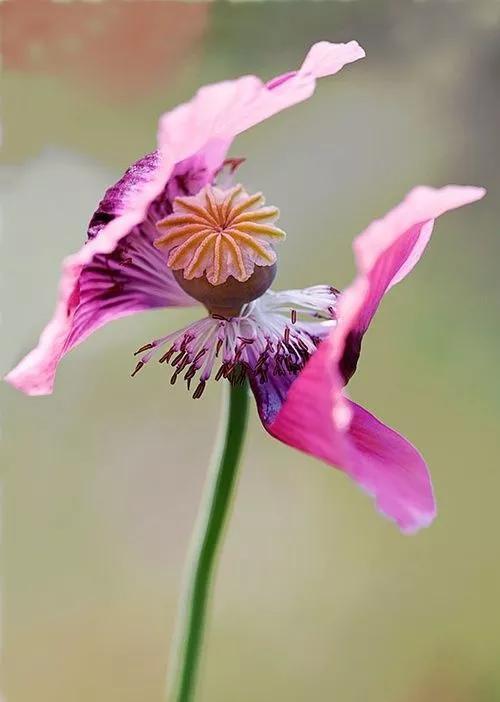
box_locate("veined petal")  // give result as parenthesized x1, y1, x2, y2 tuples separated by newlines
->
(265, 185, 486, 531)
(5, 153, 201, 396)
(6, 41, 364, 395)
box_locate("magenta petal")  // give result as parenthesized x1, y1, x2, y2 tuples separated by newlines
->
(345, 401, 435, 532)
(267, 340, 435, 532)
(266, 185, 486, 531)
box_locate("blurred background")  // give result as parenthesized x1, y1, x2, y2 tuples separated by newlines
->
(1, 1, 500, 701)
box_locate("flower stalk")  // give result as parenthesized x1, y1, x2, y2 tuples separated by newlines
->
(166, 379, 249, 702)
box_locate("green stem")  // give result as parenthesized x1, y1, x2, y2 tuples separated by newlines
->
(166, 380, 249, 702)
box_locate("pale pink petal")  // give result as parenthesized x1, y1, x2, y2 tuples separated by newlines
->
(158, 40, 365, 167)
(340, 185, 486, 383)
(6, 41, 365, 396)
(268, 185, 486, 531)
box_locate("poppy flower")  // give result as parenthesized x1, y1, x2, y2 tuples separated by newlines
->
(5, 41, 485, 532)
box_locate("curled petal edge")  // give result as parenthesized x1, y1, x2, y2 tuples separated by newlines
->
(266, 185, 486, 531)
(6, 40, 365, 395)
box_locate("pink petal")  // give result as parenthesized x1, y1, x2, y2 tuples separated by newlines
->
(158, 40, 365, 165)
(6, 41, 364, 396)
(268, 185, 486, 531)
(267, 343, 434, 532)
(5, 152, 200, 396)
(340, 185, 486, 383)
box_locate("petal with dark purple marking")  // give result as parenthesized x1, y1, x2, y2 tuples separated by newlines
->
(5, 154, 201, 396)
(263, 185, 486, 531)
(5, 41, 365, 395)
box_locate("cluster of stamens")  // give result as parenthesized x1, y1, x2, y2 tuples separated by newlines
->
(131, 287, 338, 398)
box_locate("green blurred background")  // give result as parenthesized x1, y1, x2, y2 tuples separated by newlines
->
(2, 2, 500, 701)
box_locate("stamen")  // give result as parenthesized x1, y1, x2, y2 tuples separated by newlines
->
(171, 350, 185, 366)
(193, 380, 206, 399)
(159, 347, 175, 364)
(193, 348, 207, 364)
(211, 313, 229, 321)
(131, 361, 144, 377)
(134, 343, 154, 356)
(214, 365, 226, 382)
(130, 285, 338, 399)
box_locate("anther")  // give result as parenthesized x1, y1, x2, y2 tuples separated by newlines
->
(171, 350, 186, 366)
(258, 368, 269, 383)
(215, 365, 226, 381)
(185, 365, 197, 381)
(159, 346, 175, 364)
(192, 348, 208, 364)
(176, 355, 190, 373)
(131, 361, 144, 377)
(134, 343, 154, 356)
(211, 313, 228, 321)
(255, 355, 267, 371)
(222, 362, 235, 378)
(128, 285, 337, 401)
(180, 337, 190, 352)
(193, 380, 206, 399)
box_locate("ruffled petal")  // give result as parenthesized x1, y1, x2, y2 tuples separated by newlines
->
(158, 40, 365, 165)
(339, 185, 486, 383)
(6, 41, 364, 395)
(264, 185, 486, 531)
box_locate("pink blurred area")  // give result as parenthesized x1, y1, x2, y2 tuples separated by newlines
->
(1, 0, 211, 102)
(406, 672, 475, 702)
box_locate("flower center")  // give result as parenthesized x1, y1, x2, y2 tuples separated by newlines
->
(131, 286, 338, 399)
(154, 184, 285, 316)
